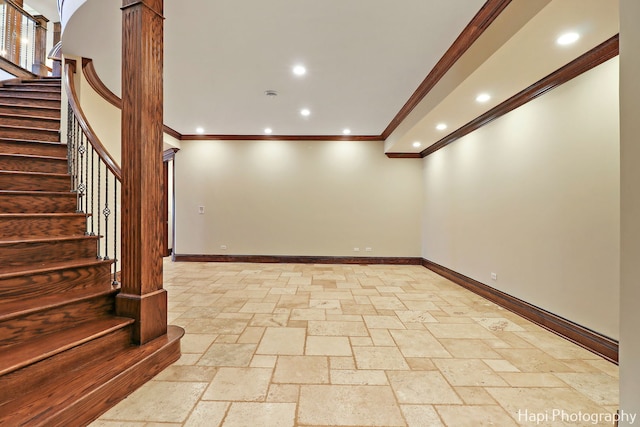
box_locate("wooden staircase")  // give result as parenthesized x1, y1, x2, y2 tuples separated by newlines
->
(0, 78, 182, 426)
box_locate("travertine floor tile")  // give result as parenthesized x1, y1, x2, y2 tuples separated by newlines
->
(400, 405, 444, 427)
(273, 355, 329, 384)
(256, 327, 306, 355)
(179, 333, 218, 353)
(454, 386, 497, 404)
(495, 348, 573, 373)
(391, 329, 451, 358)
(330, 369, 388, 385)
(198, 343, 257, 367)
(237, 326, 265, 343)
(387, 371, 462, 404)
(266, 384, 299, 402)
(250, 355, 277, 368)
(498, 372, 568, 387)
(353, 346, 410, 370)
(434, 359, 509, 387)
(436, 405, 519, 427)
(202, 367, 272, 401)
(363, 315, 406, 329)
(183, 401, 229, 427)
(100, 381, 207, 423)
(307, 320, 369, 336)
(427, 323, 498, 339)
(439, 339, 502, 360)
(554, 372, 620, 405)
(482, 358, 520, 372)
(94, 261, 619, 427)
(486, 387, 609, 426)
(153, 365, 218, 382)
(222, 402, 296, 427)
(305, 336, 352, 356)
(395, 310, 438, 324)
(298, 385, 405, 426)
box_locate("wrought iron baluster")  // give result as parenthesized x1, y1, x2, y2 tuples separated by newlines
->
(77, 133, 86, 213)
(67, 102, 73, 178)
(84, 137, 90, 217)
(96, 161, 102, 259)
(103, 172, 110, 261)
(89, 148, 95, 236)
(113, 177, 118, 285)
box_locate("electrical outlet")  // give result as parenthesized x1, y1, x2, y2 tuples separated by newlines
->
(198, 206, 205, 214)
(365, 247, 372, 252)
(353, 247, 360, 252)
(220, 245, 227, 250)
(491, 272, 497, 281)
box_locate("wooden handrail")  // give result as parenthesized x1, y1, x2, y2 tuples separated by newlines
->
(64, 59, 122, 180)
(4, 0, 39, 23)
(82, 58, 121, 108)
(81, 57, 182, 140)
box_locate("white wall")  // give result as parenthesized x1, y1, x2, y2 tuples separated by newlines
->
(174, 139, 423, 258)
(422, 58, 620, 339)
(0, 69, 16, 81)
(619, 0, 640, 421)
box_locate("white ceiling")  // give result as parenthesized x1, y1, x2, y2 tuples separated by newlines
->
(60, 0, 484, 135)
(54, 0, 618, 153)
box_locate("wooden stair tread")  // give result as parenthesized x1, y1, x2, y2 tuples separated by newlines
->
(0, 123, 59, 132)
(0, 325, 183, 426)
(0, 153, 67, 162)
(0, 102, 60, 111)
(0, 235, 98, 245)
(0, 137, 64, 145)
(0, 287, 118, 323)
(0, 316, 133, 377)
(0, 213, 86, 218)
(0, 113, 60, 122)
(0, 170, 68, 177)
(0, 258, 112, 280)
(0, 189, 72, 196)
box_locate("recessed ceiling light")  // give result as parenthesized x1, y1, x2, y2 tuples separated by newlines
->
(264, 128, 273, 134)
(436, 123, 447, 131)
(412, 142, 421, 148)
(300, 108, 311, 117)
(476, 93, 491, 103)
(293, 65, 306, 76)
(342, 128, 351, 135)
(557, 32, 580, 46)
(196, 127, 204, 134)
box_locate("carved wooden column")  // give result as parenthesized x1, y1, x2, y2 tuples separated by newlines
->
(51, 22, 61, 77)
(116, 0, 166, 345)
(32, 15, 49, 76)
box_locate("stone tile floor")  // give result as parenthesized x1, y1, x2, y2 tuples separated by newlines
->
(91, 261, 619, 426)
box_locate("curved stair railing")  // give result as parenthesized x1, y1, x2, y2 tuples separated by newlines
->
(64, 58, 121, 285)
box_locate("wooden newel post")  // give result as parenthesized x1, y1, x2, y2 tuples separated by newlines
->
(32, 15, 49, 76)
(116, 0, 166, 345)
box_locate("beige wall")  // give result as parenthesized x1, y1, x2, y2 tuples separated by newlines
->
(421, 58, 620, 339)
(619, 0, 640, 420)
(78, 64, 122, 165)
(174, 139, 423, 257)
